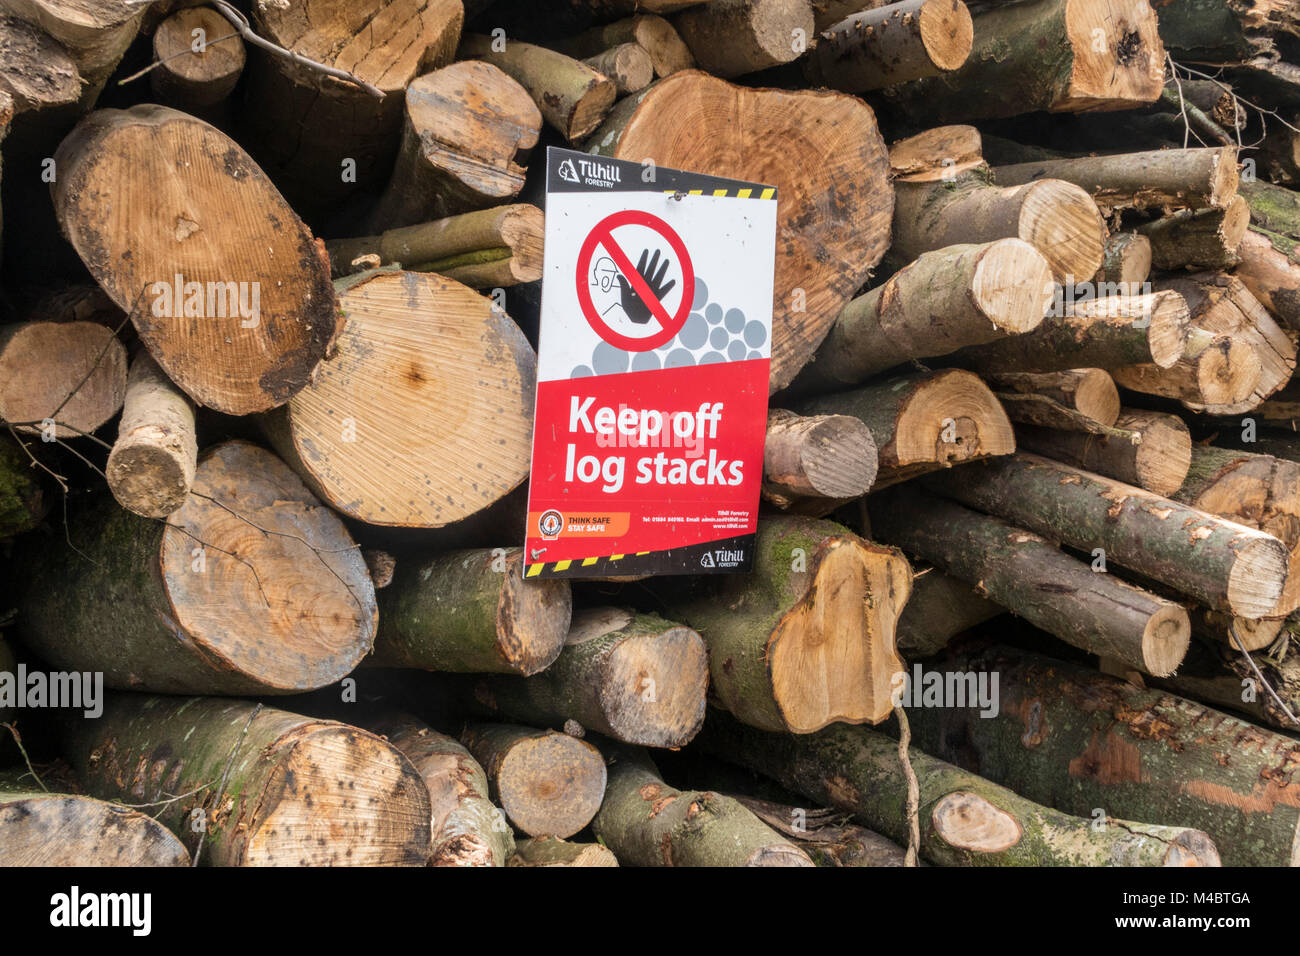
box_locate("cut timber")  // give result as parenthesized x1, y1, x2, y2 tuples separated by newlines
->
(0, 436, 47, 539)
(890, 176, 1105, 283)
(696, 712, 1221, 866)
(150, 6, 246, 112)
(591, 747, 813, 866)
(1152, 0, 1299, 62)
(1094, 233, 1152, 288)
(805, 0, 974, 92)
(3, 0, 143, 100)
(993, 147, 1239, 214)
(907, 643, 1300, 867)
(670, 516, 911, 732)
(1239, 180, 1300, 241)
(244, 0, 464, 210)
(792, 239, 1053, 393)
(888, 125, 985, 182)
(510, 837, 618, 866)
(1174, 445, 1300, 617)
(262, 271, 535, 528)
(53, 105, 338, 415)
(994, 392, 1125, 434)
(556, 14, 695, 77)
(587, 71, 892, 393)
(1156, 634, 1300, 732)
(672, 0, 814, 78)
(18, 441, 377, 694)
(463, 607, 708, 747)
(952, 290, 1190, 373)
(984, 369, 1120, 428)
(106, 351, 197, 519)
(366, 62, 541, 231)
(1016, 409, 1192, 496)
(1137, 197, 1250, 270)
(732, 795, 912, 867)
(1235, 228, 1300, 332)
(458, 35, 615, 142)
(880, 0, 1165, 120)
(872, 487, 1190, 676)
(461, 723, 606, 838)
(895, 567, 1004, 659)
(1193, 608, 1285, 652)
(797, 369, 1015, 487)
(0, 785, 190, 867)
(583, 44, 654, 94)
(1160, 273, 1297, 414)
(365, 713, 514, 867)
(1111, 330, 1260, 407)
(64, 696, 432, 867)
(0, 321, 125, 437)
(762, 409, 878, 510)
(329, 205, 543, 288)
(924, 451, 1291, 619)
(374, 548, 570, 676)
(0, 14, 81, 119)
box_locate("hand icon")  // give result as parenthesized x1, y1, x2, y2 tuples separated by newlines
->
(616, 248, 676, 325)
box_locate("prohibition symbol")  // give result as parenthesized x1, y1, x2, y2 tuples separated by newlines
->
(576, 209, 695, 352)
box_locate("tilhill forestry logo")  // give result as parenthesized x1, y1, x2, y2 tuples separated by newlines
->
(0, 666, 103, 718)
(150, 274, 261, 328)
(49, 887, 151, 936)
(890, 664, 999, 717)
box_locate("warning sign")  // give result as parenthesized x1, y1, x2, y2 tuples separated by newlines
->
(524, 147, 778, 580)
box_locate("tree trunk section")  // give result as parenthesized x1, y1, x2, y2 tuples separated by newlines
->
(985, 369, 1120, 427)
(805, 0, 973, 92)
(556, 14, 695, 77)
(150, 6, 246, 114)
(1111, 329, 1261, 407)
(1094, 232, 1151, 288)
(509, 836, 619, 866)
(106, 351, 196, 519)
(583, 44, 654, 94)
(1137, 196, 1250, 270)
(1235, 227, 1300, 332)
(672, 0, 814, 78)
(0, 320, 125, 437)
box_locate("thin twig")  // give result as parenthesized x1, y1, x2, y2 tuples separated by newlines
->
(118, 32, 241, 86)
(895, 704, 920, 867)
(1230, 624, 1300, 726)
(1, 723, 48, 792)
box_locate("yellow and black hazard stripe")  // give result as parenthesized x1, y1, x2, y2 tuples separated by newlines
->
(664, 187, 776, 200)
(526, 552, 652, 578)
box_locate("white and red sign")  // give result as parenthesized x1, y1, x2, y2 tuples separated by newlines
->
(525, 148, 778, 579)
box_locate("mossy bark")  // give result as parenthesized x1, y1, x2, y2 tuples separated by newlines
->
(895, 567, 1004, 659)
(0, 436, 45, 539)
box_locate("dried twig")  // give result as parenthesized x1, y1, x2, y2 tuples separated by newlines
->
(894, 703, 920, 867)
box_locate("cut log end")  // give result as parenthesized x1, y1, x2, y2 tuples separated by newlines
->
(1146, 293, 1195, 369)
(746, 843, 818, 867)
(1126, 412, 1192, 497)
(1073, 369, 1123, 424)
(600, 624, 708, 747)
(1141, 605, 1192, 678)
(0, 322, 126, 438)
(973, 238, 1056, 333)
(501, 551, 577, 676)
(919, 0, 975, 71)
(1225, 534, 1291, 620)
(0, 793, 191, 867)
(496, 732, 607, 838)
(769, 536, 911, 732)
(1019, 179, 1106, 282)
(1198, 335, 1262, 407)
(931, 791, 1022, 853)
(1058, 0, 1164, 111)
(1163, 828, 1223, 867)
(896, 369, 1016, 470)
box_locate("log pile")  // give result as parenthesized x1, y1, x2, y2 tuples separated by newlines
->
(1, 0, 1299, 871)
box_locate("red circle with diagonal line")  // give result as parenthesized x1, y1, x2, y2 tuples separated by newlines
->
(576, 210, 695, 352)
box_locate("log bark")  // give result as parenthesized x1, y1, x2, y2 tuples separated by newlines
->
(761, 408, 878, 510)
(106, 351, 196, 519)
(590, 747, 814, 866)
(3, 0, 143, 103)
(895, 566, 1004, 659)
(1174, 445, 1300, 617)
(243, 0, 464, 211)
(587, 70, 893, 394)
(890, 175, 1106, 283)
(1137, 196, 1250, 270)
(985, 369, 1120, 428)
(730, 794, 911, 866)
(373, 547, 571, 676)
(329, 205, 543, 288)
(871, 486, 1191, 676)
(509, 836, 619, 866)
(924, 451, 1292, 618)
(261, 270, 535, 528)
(994, 395, 1127, 435)
(149, 6, 246, 113)
(1159, 273, 1297, 414)
(63, 695, 432, 866)
(1239, 179, 1300, 241)
(879, 0, 1165, 121)
(556, 14, 695, 77)
(1093, 232, 1152, 288)
(53, 105, 339, 415)
(1193, 607, 1286, 651)
(908, 643, 1300, 867)
(1111, 329, 1261, 407)
(18, 441, 377, 694)
(797, 369, 1015, 487)
(0, 320, 125, 438)
(458, 35, 615, 142)
(672, 0, 814, 78)
(805, 0, 973, 92)
(0, 436, 46, 539)
(1235, 227, 1300, 332)
(460, 607, 708, 747)
(792, 239, 1053, 393)
(1155, 633, 1300, 732)
(365, 61, 540, 231)
(993, 147, 1239, 214)
(887, 124, 985, 182)
(669, 515, 911, 732)
(460, 723, 606, 838)
(583, 44, 654, 94)
(1015, 408, 1192, 496)
(0, 783, 190, 867)
(1153, 0, 1299, 62)
(365, 712, 515, 867)
(695, 711, 1221, 866)
(951, 290, 1190, 373)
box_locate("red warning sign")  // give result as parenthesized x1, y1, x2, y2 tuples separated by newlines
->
(575, 210, 695, 352)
